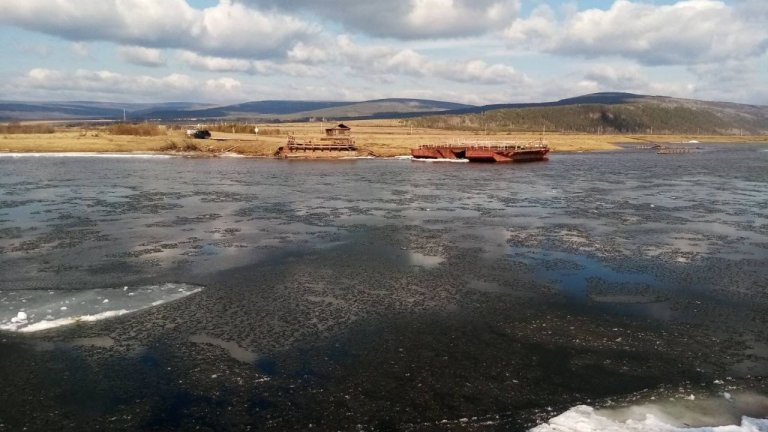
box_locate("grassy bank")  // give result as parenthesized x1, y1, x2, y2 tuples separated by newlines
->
(1, 120, 766, 156)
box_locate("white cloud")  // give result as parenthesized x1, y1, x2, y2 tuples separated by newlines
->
(71, 43, 90, 58)
(18, 68, 197, 97)
(504, 5, 557, 47)
(0, 0, 319, 59)
(687, 59, 768, 104)
(177, 51, 325, 77)
(287, 42, 330, 64)
(205, 77, 242, 93)
(178, 51, 252, 73)
(577, 64, 693, 98)
(119, 46, 166, 67)
(335, 35, 528, 85)
(9, 68, 250, 102)
(237, 0, 520, 39)
(505, 0, 768, 66)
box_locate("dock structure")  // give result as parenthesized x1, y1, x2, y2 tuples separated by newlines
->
(276, 123, 358, 158)
(412, 140, 550, 163)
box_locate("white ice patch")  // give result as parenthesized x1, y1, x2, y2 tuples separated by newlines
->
(0, 283, 203, 333)
(408, 251, 445, 268)
(0, 152, 173, 159)
(532, 394, 768, 432)
(410, 157, 470, 163)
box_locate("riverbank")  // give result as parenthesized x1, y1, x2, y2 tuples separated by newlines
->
(2, 119, 766, 157)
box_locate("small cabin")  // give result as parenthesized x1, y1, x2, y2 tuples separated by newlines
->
(325, 124, 351, 137)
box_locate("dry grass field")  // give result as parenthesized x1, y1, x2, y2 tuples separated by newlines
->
(1, 120, 766, 157)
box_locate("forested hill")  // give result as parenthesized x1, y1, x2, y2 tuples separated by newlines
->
(405, 93, 768, 135)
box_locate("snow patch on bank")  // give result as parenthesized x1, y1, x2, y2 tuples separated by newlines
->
(1, 283, 203, 333)
(0, 152, 173, 159)
(532, 393, 768, 432)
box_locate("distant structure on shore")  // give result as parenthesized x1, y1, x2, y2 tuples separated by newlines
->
(275, 123, 358, 158)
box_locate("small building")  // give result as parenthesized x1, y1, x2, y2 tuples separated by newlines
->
(325, 124, 351, 137)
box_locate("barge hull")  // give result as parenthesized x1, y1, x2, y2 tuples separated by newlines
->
(413, 145, 549, 163)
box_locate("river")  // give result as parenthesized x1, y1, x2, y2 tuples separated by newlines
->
(1, 145, 767, 431)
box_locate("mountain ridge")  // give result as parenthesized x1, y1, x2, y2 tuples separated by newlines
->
(2, 93, 767, 135)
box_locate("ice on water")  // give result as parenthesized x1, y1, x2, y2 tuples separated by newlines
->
(532, 395, 768, 432)
(0, 283, 203, 333)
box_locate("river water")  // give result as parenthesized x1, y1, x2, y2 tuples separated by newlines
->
(0, 146, 767, 431)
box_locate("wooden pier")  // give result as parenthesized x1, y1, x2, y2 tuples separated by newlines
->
(275, 124, 358, 158)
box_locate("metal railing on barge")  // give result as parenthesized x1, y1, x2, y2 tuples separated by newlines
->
(417, 139, 549, 151)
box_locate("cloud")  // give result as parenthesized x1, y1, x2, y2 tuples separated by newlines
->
(335, 35, 528, 85)
(18, 68, 196, 96)
(71, 43, 90, 58)
(505, 0, 768, 66)
(119, 46, 166, 67)
(0, 0, 319, 59)
(733, 0, 768, 21)
(687, 59, 768, 105)
(177, 51, 325, 77)
(11, 68, 249, 102)
(236, 0, 520, 39)
(177, 36, 527, 85)
(205, 77, 242, 93)
(287, 42, 330, 64)
(577, 64, 693, 98)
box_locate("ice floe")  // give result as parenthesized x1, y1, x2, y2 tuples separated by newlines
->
(0, 283, 203, 333)
(532, 394, 768, 432)
(410, 157, 470, 163)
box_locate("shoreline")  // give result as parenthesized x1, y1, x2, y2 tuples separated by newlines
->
(1, 137, 766, 160)
(2, 120, 767, 158)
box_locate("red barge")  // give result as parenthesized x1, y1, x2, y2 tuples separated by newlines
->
(411, 141, 550, 163)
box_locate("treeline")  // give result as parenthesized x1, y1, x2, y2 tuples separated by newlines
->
(0, 122, 56, 134)
(405, 104, 765, 135)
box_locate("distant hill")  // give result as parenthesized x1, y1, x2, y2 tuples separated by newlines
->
(0, 101, 214, 122)
(0, 99, 473, 122)
(2, 94, 767, 135)
(137, 98, 474, 121)
(407, 93, 768, 135)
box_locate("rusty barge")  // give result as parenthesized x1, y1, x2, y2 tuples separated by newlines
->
(412, 140, 550, 163)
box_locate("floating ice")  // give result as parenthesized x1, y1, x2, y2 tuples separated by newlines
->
(0, 283, 203, 333)
(531, 394, 768, 432)
(408, 251, 445, 268)
(410, 157, 470, 163)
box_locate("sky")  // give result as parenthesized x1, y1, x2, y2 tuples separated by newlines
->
(0, 0, 766, 106)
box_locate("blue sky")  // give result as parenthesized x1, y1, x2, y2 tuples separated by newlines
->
(0, 0, 765, 105)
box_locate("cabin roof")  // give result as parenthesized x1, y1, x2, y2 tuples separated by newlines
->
(327, 123, 350, 130)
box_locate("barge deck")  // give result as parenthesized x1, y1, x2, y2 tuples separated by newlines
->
(412, 141, 550, 163)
